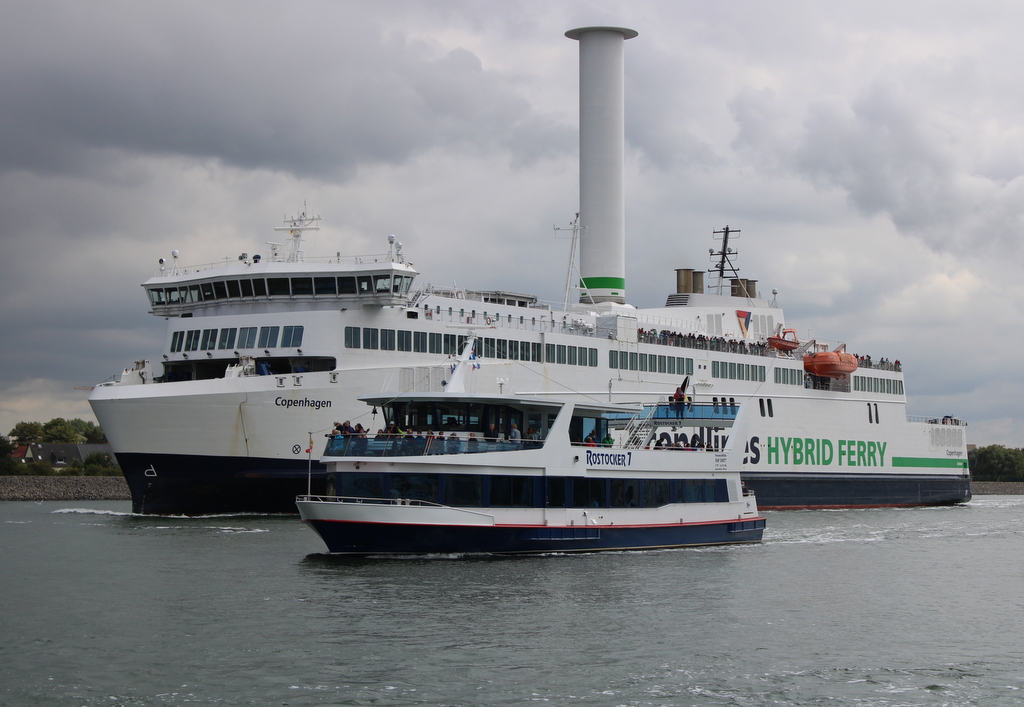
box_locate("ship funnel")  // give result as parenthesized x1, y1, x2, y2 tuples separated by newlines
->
(566, 26, 637, 305)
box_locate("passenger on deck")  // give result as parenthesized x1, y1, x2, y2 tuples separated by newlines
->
(484, 424, 499, 442)
(467, 433, 479, 452)
(446, 432, 461, 453)
(602, 432, 614, 448)
(509, 423, 521, 448)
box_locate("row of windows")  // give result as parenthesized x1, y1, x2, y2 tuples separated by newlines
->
(344, 327, 596, 365)
(712, 360, 766, 382)
(170, 325, 303, 353)
(334, 472, 730, 508)
(854, 375, 904, 395)
(149, 274, 414, 306)
(609, 351, 695, 375)
(775, 368, 804, 385)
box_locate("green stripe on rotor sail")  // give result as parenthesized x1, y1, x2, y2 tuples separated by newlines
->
(579, 277, 626, 290)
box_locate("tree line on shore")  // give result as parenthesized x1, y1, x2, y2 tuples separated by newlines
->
(1, 418, 119, 476)
(968, 445, 1024, 482)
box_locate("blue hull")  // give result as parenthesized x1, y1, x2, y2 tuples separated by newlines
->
(303, 518, 766, 555)
(744, 473, 972, 509)
(117, 453, 971, 515)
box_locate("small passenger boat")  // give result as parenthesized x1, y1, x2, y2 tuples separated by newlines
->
(296, 335, 765, 555)
(803, 343, 858, 379)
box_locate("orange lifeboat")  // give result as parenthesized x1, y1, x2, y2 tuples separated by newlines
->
(803, 346, 858, 379)
(767, 328, 800, 351)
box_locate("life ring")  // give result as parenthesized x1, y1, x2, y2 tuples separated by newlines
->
(486, 316, 493, 325)
(426, 310, 432, 319)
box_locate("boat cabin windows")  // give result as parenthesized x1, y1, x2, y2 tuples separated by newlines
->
(148, 270, 414, 310)
(329, 472, 730, 509)
(854, 375, 903, 396)
(712, 360, 765, 382)
(774, 367, 804, 386)
(169, 324, 300, 352)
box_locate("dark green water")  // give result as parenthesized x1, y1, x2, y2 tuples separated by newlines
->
(2, 498, 1023, 706)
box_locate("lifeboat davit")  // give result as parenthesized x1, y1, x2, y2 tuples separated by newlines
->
(767, 328, 800, 351)
(803, 348, 858, 379)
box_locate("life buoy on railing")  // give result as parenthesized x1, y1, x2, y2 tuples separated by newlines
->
(486, 316, 493, 325)
(426, 310, 432, 319)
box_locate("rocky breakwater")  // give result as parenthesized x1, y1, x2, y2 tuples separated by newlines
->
(0, 476, 131, 502)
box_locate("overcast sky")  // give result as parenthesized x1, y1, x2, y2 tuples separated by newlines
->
(2, 0, 1021, 446)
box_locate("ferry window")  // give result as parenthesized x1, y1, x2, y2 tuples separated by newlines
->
(258, 326, 280, 348)
(184, 330, 200, 351)
(546, 477, 567, 507)
(759, 398, 766, 417)
(667, 356, 675, 375)
(445, 475, 483, 506)
(357, 275, 373, 294)
(767, 399, 774, 417)
(344, 327, 360, 349)
(338, 277, 358, 294)
(571, 478, 606, 508)
(313, 274, 337, 295)
(238, 327, 257, 348)
(397, 330, 412, 352)
(281, 326, 303, 348)
(532, 343, 543, 363)
(545, 344, 556, 363)
(291, 277, 313, 296)
(362, 328, 379, 350)
(629, 352, 638, 371)
(148, 289, 165, 306)
(643, 479, 670, 507)
(639, 353, 647, 372)
(167, 287, 184, 305)
(682, 479, 706, 503)
(728, 362, 737, 379)
(239, 279, 254, 297)
(556, 345, 567, 364)
(508, 340, 519, 360)
(414, 331, 427, 353)
(874, 404, 880, 424)
(489, 476, 533, 507)
(656, 355, 666, 373)
(443, 334, 458, 355)
(609, 351, 618, 369)
(218, 328, 237, 349)
(338, 472, 383, 499)
(212, 281, 228, 299)
(185, 285, 200, 303)
(610, 479, 639, 507)
(170, 331, 184, 352)
(380, 329, 396, 351)
(226, 280, 241, 298)
(567, 346, 577, 365)
(375, 275, 392, 293)
(428, 332, 442, 354)
(389, 473, 439, 503)
(251, 279, 267, 297)
(200, 282, 215, 300)
(392, 276, 403, 294)
(267, 278, 290, 296)
(496, 340, 508, 359)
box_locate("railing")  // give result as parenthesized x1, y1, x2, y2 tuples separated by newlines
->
(323, 435, 542, 458)
(906, 415, 967, 426)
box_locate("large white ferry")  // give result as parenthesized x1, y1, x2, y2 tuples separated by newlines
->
(89, 26, 970, 515)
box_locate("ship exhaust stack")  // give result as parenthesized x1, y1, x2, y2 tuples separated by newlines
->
(566, 26, 637, 305)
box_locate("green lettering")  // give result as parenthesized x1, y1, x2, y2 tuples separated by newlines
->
(857, 440, 866, 466)
(838, 439, 846, 466)
(767, 437, 779, 464)
(780, 437, 792, 464)
(877, 441, 887, 466)
(805, 438, 816, 465)
(821, 439, 833, 465)
(793, 438, 804, 465)
(867, 441, 877, 466)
